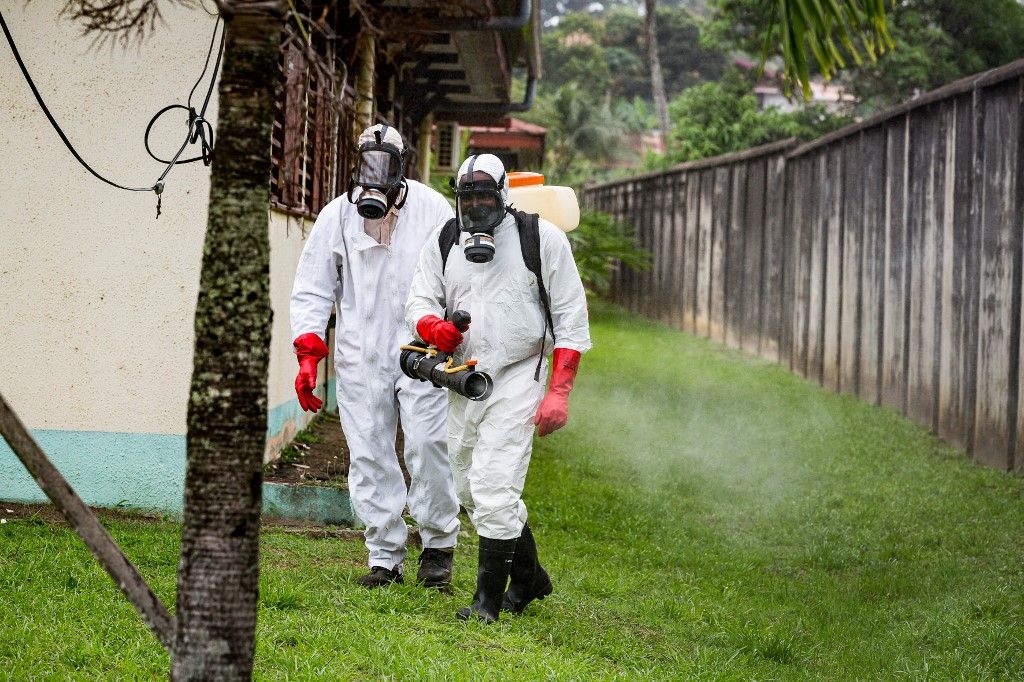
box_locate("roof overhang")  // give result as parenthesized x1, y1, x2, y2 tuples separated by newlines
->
(468, 117, 547, 150)
(376, 0, 541, 124)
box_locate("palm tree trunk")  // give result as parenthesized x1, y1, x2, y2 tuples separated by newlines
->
(171, 3, 283, 679)
(644, 0, 671, 150)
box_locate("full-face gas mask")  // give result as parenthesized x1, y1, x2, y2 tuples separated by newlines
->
(348, 124, 408, 220)
(451, 155, 508, 263)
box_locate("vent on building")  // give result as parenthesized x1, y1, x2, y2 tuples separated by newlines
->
(434, 121, 459, 172)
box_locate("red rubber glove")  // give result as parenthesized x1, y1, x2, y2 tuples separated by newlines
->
(416, 315, 464, 353)
(534, 348, 581, 437)
(293, 333, 329, 412)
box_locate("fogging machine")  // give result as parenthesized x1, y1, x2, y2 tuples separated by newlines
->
(399, 310, 494, 401)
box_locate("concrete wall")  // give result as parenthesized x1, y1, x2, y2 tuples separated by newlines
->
(0, 4, 324, 512)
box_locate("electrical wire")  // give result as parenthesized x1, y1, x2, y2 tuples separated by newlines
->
(0, 8, 226, 215)
(0, 8, 153, 192)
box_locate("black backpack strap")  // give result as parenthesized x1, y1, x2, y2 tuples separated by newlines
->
(438, 217, 459, 274)
(514, 210, 556, 381)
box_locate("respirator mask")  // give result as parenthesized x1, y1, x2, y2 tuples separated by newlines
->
(451, 156, 507, 263)
(348, 125, 407, 220)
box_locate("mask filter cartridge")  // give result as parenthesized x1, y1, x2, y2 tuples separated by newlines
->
(464, 233, 495, 263)
(356, 188, 389, 220)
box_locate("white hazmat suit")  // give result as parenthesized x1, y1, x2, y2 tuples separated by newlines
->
(290, 176, 461, 572)
(405, 157, 591, 541)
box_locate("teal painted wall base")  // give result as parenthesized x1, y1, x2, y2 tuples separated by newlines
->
(0, 385, 340, 515)
(262, 482, 358, 527)
(0, 430, 186, 512)
(265, 379, 336, 457)
(326, 377, 336, 416)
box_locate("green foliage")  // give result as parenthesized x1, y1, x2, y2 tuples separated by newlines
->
(846, 7, 961, 111)
(660, 69, 852, 164)
(774, 0, 892, 96)
(603, 45, 647, 96)
(291, 429, 318, 446)
(706, 0, 893, 97)
(568, 209, 651, 296)
(521, 7, 725, 182)
(540, 16, 613, 99)
(613, 96, 657, 134)
(277, 444, 305, 466)
(427, 172, 455, 204)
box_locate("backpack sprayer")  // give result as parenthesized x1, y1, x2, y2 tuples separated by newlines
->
(399, 310, 494, 401)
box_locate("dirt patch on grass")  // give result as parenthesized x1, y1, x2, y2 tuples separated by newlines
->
(263, 524, 421, 547)
(0, 501, 372, 540)
(263, 411, 409, 489)
(0, 502, 169, 525)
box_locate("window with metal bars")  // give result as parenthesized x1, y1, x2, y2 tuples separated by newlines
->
(269, 6, 355, 218)
(434, 121, 458, 172)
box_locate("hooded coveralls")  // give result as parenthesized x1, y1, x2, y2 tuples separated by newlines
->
(405, 210, 591, 540)
(290, 179, 461, 570)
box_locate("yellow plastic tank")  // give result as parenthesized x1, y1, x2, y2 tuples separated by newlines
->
(507, 172, 580, 233)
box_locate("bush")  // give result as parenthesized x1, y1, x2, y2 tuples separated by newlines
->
(568, 209, 650, 297)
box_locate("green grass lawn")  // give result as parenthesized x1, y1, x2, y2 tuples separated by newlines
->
(2, 302, 1023, 680)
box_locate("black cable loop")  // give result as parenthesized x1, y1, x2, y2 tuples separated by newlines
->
(144, 105, 215, 166)
(144, 17, 223, 167)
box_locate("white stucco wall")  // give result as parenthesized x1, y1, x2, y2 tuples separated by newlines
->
(0, 3, 219, 435)
(0, 4, 323, 509)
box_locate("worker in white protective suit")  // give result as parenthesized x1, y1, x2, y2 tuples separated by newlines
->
(290, 123, 461, 589)
(406, 153, 591, 622)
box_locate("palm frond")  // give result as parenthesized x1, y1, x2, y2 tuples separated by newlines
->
(765, 0, 893, 98)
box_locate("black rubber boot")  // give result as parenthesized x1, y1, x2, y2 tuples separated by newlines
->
(356, 566, 403, 588)
(501, 523, 553, 614)
(416, 547, 454, 590)
(456, 537, 517, 623)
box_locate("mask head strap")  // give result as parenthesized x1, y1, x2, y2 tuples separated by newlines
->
(457, 156, 505, 191)
(466, 155, 476, 182)
(393, 181, 408, 210)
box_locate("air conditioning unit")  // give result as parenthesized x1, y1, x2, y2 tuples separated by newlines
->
(433, 121, 460, 172)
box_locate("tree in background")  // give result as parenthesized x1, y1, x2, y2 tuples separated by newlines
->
(613, 96, 657, 135)
(534, 1, 891, 184)
(644, 0, 672, 149)
(544, 7, 725, 102)
(519, 83, 628, 185)
(527, 6, 728, 181)
(540, 13, 614, 99)
(848, 0, 1024, 110)
(662, 68, 852, 164)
